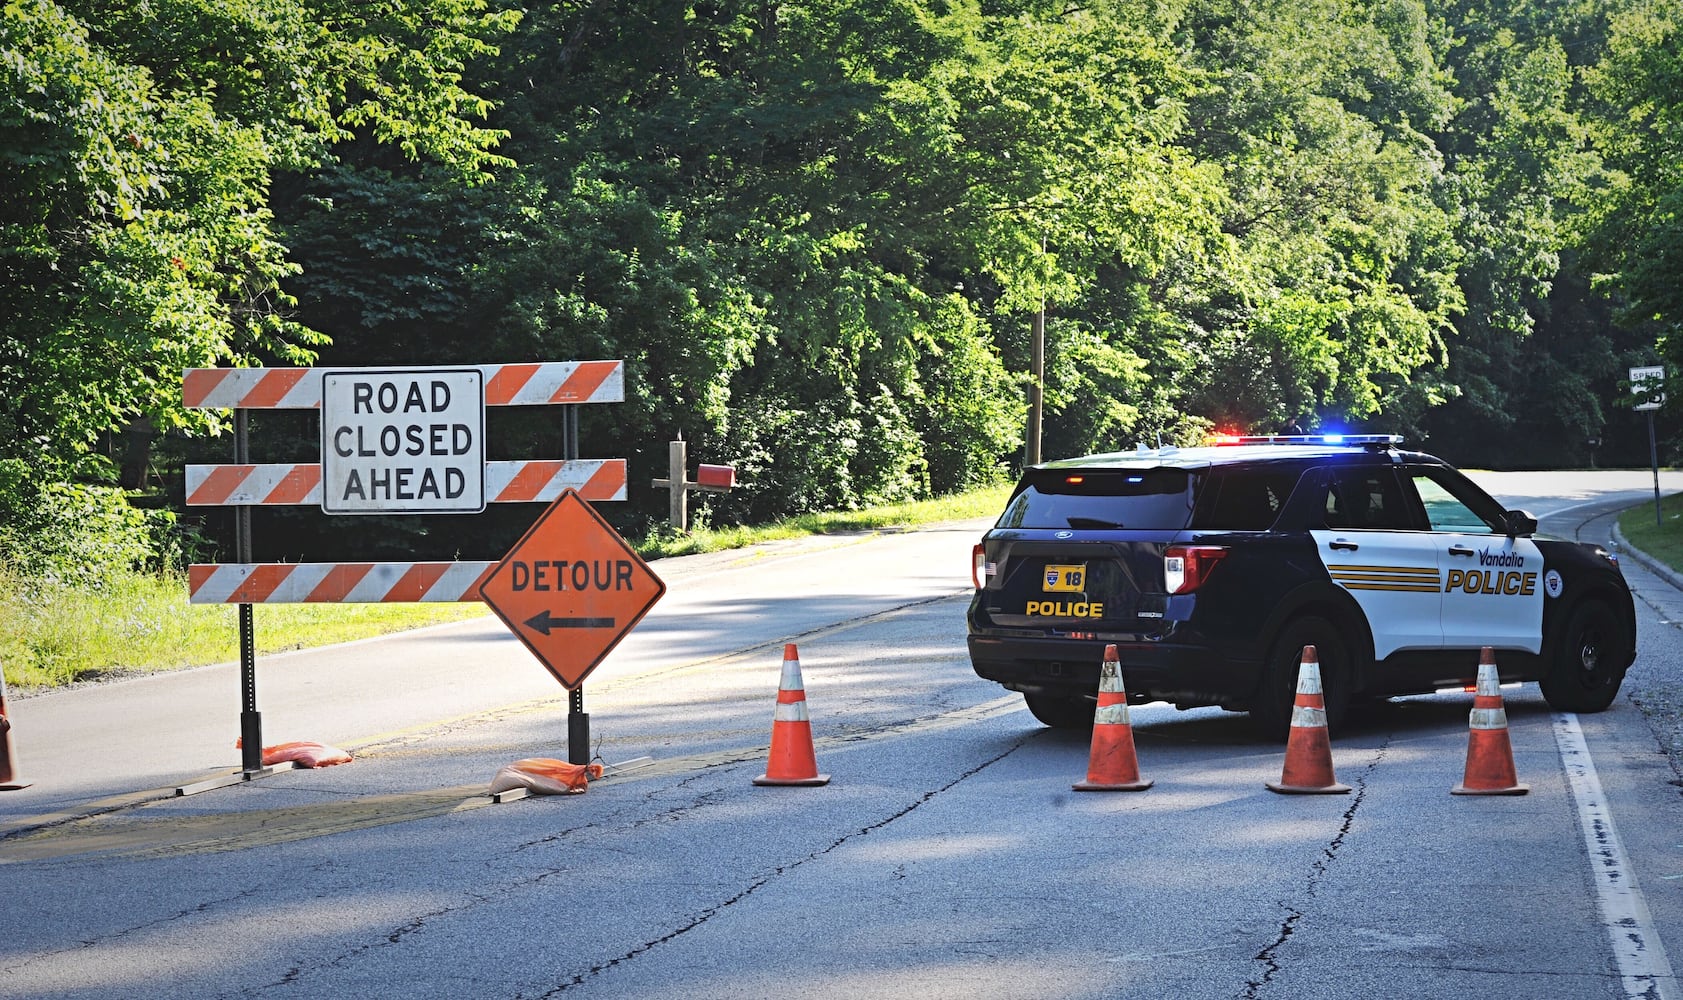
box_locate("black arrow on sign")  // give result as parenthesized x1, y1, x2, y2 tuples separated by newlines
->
(524, 610, 616, 635)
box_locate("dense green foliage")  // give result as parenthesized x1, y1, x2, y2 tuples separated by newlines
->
(2, 0, 1679, 570)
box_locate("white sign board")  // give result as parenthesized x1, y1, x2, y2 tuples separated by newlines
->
(321, 369, 486, 514)
(1631, 365, 1665, 412)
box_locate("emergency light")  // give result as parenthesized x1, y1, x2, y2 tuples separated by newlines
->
(1207, 434, 1402, 447)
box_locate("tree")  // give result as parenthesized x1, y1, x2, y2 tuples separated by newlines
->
(1167, 0, 1462, 433)
(1585, 1, 1682, 375)
(0, 0, 515, 564)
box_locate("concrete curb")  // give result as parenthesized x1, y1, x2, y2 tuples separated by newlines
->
(1611, 520, 1683, 594)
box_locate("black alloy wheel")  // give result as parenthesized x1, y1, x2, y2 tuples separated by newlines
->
(1540, 600, 1628, 713)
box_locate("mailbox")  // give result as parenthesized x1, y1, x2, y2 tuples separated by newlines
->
(697, 464, 736, 489)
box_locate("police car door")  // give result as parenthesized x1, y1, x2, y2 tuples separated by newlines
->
(1403, 465, 1544, 654)
(1308, 466, 1443, 658)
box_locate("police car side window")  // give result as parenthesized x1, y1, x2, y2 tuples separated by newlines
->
(1409, 470, 1501, 533)
(1199, 469, 1303, 530)
(1320, 468, 1412, 530)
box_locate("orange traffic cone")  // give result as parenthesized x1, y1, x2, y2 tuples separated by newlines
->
(1073, 645, 1153, 791)
(753, 644, 830, 786)
(0, 660, 29, 791)
(1452, 648, 1529, 796)
(1266, 645, 1350, 794)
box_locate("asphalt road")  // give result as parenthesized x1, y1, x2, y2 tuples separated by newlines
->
(2, 470, 1681, 999)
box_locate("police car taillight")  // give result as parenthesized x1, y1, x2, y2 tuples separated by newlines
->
(972, 543, 995, 589)
(1164, 545, 1228, 594)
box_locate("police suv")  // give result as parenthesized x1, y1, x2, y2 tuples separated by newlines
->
(966, 435, 1636, 738)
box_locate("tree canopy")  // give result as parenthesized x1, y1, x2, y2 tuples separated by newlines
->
(1, 0, 1677, 568)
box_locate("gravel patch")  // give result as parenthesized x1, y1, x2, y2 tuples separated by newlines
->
(1611, 523, 1683, 789)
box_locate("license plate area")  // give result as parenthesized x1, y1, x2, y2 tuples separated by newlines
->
(1042, 563, 1088, 593)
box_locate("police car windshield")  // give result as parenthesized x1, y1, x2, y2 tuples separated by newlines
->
(996, 469, 1195, 531)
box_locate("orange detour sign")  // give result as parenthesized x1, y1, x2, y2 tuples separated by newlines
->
(479, 489, 665, 689)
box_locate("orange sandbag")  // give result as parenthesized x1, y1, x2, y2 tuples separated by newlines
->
(235, 738, 352, 768)
(489, 758, 603, 796)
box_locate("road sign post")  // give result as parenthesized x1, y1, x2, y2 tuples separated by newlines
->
(234, 409, 265, 776)
(1632, 366, 1665, 528)
(1650, 411, 1661, 529)
(479, 489, 666, 763)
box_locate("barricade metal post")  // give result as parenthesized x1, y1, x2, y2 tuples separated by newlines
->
(235, 409, 264, 774)
(563, 406, 579, 463)
(569, 688, 589, 765)
(562, 410, 589, 764)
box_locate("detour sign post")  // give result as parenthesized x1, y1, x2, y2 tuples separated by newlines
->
(480, 489, 665, 689)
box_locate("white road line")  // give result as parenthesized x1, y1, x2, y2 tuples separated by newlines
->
(1554, 712, 1679, 1000)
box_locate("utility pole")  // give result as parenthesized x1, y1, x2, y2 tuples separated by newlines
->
(1026, 296, 1045, 467)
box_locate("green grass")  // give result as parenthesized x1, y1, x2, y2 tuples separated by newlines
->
(634, 483, 1013, 559)
(0, 484, 1013, 693)
(1616, 491, 1683, 571)
(0, 566, 488, 692)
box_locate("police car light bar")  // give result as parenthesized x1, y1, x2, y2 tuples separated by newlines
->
(1208, 434, 1403, 447)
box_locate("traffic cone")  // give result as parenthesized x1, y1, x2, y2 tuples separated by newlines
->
(1266, 645, 1350, 794)
(0, 661, 29, 791)
(753, 644, 830, 786)
(1452, 648, 1529, 796)
(1073, 645, 1153, 791)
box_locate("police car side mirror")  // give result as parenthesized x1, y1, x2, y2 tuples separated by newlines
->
(1503, 509, 1538, 536)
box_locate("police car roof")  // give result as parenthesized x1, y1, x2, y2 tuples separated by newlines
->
(1037, 436, 1431, 472)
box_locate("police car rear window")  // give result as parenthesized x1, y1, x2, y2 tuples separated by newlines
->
(996, 469, 1196, 530)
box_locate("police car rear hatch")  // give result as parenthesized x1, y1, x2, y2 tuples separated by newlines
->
(978, 468, 1197, 635)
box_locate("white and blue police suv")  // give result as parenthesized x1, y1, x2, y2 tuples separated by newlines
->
(967, 435, 1636, 739)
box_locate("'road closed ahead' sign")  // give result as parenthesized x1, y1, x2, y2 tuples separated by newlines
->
(321, 368, 486, 514)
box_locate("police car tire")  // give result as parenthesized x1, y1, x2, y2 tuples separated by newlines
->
(1250, 615, 1352, 742)
(1539, 599, 1628, 714)
(1023, 691, 1095, 730)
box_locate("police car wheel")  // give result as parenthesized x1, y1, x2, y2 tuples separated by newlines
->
(1250, 615, 1352, 742)
(1023, 691, 1095, 730)
(1539, 599, 1628, 714)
